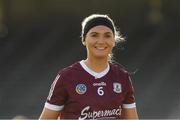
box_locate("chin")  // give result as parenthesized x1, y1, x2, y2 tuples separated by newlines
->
(94, 54, 108, 59)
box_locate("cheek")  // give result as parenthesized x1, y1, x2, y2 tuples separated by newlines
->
(84, 38, 94, 47)
(109, 40, 115, 48)
(84, 41, 92, 50)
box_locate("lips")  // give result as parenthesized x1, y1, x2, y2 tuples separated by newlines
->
(95, 47, 107, 50)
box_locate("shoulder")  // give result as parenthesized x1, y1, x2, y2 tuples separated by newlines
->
(110, 62, 134, 90)
(51, 62, 82, 87)
(57, 61, 82, 78)
(110, 62, 129, 76)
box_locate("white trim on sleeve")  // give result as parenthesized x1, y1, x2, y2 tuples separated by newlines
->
(45, 102, 64, 111)
(47, 74, 60, 101)
(122, 103, 136, 109)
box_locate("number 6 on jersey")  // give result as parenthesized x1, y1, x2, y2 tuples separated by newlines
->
(97, 87, 104, 96)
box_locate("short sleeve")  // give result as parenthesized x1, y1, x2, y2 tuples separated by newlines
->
(45, 73, 68, 111)
(122, 74, 136, 109)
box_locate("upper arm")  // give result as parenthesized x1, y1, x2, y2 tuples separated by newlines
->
(39, 107, 60, 119)
(121, 72, 138, 119)
(39, 73, 67, 119)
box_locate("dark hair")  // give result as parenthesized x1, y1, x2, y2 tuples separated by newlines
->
(82, 16, 115, 38)
(81, 14, 125, 62)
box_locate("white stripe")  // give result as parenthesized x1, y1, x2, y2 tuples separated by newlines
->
(47, 74, 60, 100)
(45, 102, 64, 111)
(122, 103, 136, 108)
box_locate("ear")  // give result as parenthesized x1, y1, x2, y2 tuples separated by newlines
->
(82, 40, 86, 46)
(112, 40, 115, 47)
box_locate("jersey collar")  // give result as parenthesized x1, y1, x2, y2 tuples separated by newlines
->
(79, 60, 110, 79)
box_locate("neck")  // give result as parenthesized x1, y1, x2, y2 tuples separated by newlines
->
(84, 57, 109, 73)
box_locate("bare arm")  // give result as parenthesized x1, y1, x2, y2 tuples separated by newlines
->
(121, 107, 138, 119)
(39, 107, 61, 120)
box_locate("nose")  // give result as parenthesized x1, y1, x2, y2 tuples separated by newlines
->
(97, 36, 105, 44)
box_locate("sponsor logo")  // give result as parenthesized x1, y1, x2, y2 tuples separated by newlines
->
(78, 106, 122, 120)
(93, 82, 107, 87)
(76, 84, 87, 95)
(113, 83, 122, 93)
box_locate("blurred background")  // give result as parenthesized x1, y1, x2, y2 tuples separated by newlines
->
(0, 0, 180, 119)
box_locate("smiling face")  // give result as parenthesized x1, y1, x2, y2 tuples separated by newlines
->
(83, 25, 115, 60)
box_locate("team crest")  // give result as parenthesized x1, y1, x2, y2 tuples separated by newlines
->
(76, 84, 87, 94)
(113, 83, 122, 93)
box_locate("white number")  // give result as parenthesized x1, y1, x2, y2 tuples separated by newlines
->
(97, 87, 104, 96)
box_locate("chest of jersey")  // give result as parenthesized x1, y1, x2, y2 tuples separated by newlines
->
(63, 72, 125, 119)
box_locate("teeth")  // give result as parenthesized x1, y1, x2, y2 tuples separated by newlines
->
(96, 47, 105, 50)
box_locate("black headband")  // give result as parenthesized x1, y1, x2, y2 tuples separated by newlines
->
(83, 17, 115, 37)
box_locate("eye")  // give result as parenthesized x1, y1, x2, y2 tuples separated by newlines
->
(104, 33, 113, 38)
(91, 34, 97, 37)
(90, 33, 98, 37)
(105, 34, 111, 38)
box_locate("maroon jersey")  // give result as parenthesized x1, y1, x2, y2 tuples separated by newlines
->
(45, 60, 136, 119)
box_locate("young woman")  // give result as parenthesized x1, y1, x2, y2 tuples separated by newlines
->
(39, 14, 138, 119)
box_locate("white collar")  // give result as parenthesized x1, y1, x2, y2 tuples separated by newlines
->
(79, 60, 110, 79)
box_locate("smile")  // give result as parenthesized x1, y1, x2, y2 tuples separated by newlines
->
(95, 47, 107, 50)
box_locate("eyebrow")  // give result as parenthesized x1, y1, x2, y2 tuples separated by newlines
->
(89, 31, 112, 35)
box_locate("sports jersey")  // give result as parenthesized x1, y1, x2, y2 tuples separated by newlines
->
(45, 60, 136, 119)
